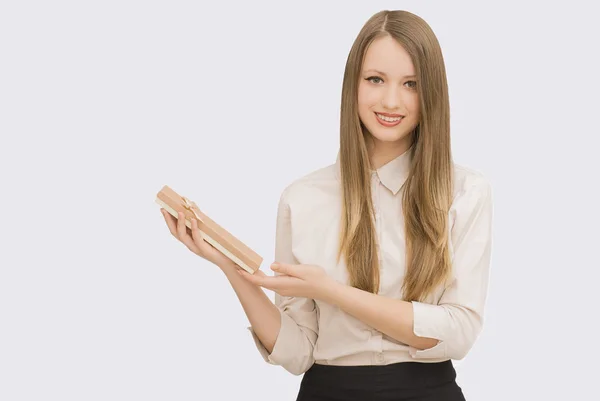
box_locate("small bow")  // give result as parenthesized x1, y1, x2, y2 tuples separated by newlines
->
(181, 196, 204, 223)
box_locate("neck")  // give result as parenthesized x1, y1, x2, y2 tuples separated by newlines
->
(367, 135, 413, 170)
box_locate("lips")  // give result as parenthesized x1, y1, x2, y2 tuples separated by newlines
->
(375, 112, 403, 127)
(376, 112, 404, 118)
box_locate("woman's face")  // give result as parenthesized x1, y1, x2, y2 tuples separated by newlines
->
(358, 35, 420, 154)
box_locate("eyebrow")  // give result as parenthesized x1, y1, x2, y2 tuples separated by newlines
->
(364, 69, 416, 78)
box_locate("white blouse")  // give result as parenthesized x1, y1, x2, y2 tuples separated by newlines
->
(248, 147, 493, 375)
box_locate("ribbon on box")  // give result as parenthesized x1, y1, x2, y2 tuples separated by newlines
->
(181, 196, 204, 223)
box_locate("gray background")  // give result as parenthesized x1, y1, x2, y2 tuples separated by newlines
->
(1, 1, 599, 400)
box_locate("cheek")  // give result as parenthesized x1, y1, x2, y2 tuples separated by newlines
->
(407, 94, 420, 113)
(357, 85, 377, 112)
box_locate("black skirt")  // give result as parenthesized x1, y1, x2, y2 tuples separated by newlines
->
(296, 360, 466, 401)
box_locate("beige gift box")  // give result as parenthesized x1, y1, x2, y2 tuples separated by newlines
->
(155, 185, 262, 274)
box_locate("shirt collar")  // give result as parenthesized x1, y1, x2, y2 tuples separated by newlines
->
(335, 145, 413, 195)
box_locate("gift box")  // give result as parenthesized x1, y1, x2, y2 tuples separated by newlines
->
(155, 185, 262, 274)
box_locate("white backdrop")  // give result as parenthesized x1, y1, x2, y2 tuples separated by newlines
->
(1, 1, 599, 400)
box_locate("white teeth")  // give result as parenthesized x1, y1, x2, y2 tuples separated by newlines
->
(376, 113, 402, 122)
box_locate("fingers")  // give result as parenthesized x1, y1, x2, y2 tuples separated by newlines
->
(238, 268, 310, 297)
(238, 269, 262, 285)
(177, 212, 201, 252)
(270, 262, 297, 277)
(253, 270, 268, 278)
(271, 263, 283, 273)
(163, 208, 201, 255)
(162, 208, 237, 267)
(175, 211, 186, 237)
(240, 272, 278, 290)
(238, 268, 269, 284)
(161, 209, 178, 237)
(190, 217, 210, 253)
(161, 209, 192, 248)
(238, 270, 295, 292)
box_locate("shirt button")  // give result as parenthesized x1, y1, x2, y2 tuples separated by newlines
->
(376, 352, 385, 364)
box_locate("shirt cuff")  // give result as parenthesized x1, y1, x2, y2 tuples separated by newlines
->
(248, 326, 275, 364)
(247, 308, 304, 366)
(408, 300, 448, 359)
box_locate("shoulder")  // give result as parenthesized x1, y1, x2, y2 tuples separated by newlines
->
(279, 162, 339, 207)
(452, 162, 492, 203)
(450, 162, 493, 227)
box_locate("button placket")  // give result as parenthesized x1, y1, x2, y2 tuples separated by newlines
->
(373, 175, 383, 269)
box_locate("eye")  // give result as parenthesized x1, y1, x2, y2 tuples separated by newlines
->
(366, 76, 383, 84)
(366, 76, 417, 89)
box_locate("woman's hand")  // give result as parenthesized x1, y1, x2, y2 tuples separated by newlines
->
(238, 262, 336, 300)
(160, 208, 233, 269)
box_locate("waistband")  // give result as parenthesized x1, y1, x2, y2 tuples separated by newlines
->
(304, 359, 457, 390)
(314, 350, 447, 366)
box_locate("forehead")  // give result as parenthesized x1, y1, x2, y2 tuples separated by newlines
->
(361, 36, 415, 77)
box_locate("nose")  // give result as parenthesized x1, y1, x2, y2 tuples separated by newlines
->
(381, 85, 401, 111)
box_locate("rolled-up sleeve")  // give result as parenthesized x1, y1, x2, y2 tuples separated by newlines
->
(409, 177, 493, 360)
(248, 187, 319, 375)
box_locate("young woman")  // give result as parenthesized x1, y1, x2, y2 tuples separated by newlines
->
(161, 9, 492, 401)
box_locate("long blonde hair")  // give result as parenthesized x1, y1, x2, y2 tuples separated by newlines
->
(336, 10, 454, 302)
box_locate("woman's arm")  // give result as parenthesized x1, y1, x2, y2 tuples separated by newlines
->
(324, 177, 493, 360)
(228, 186, 318, 376)
(219, 261, 281, 353)
(243, 176, 492, 361)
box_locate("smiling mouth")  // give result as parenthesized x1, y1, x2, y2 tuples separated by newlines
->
(375, 112, 404, 124)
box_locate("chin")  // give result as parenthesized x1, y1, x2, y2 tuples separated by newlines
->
(365, 120, 416, 144)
